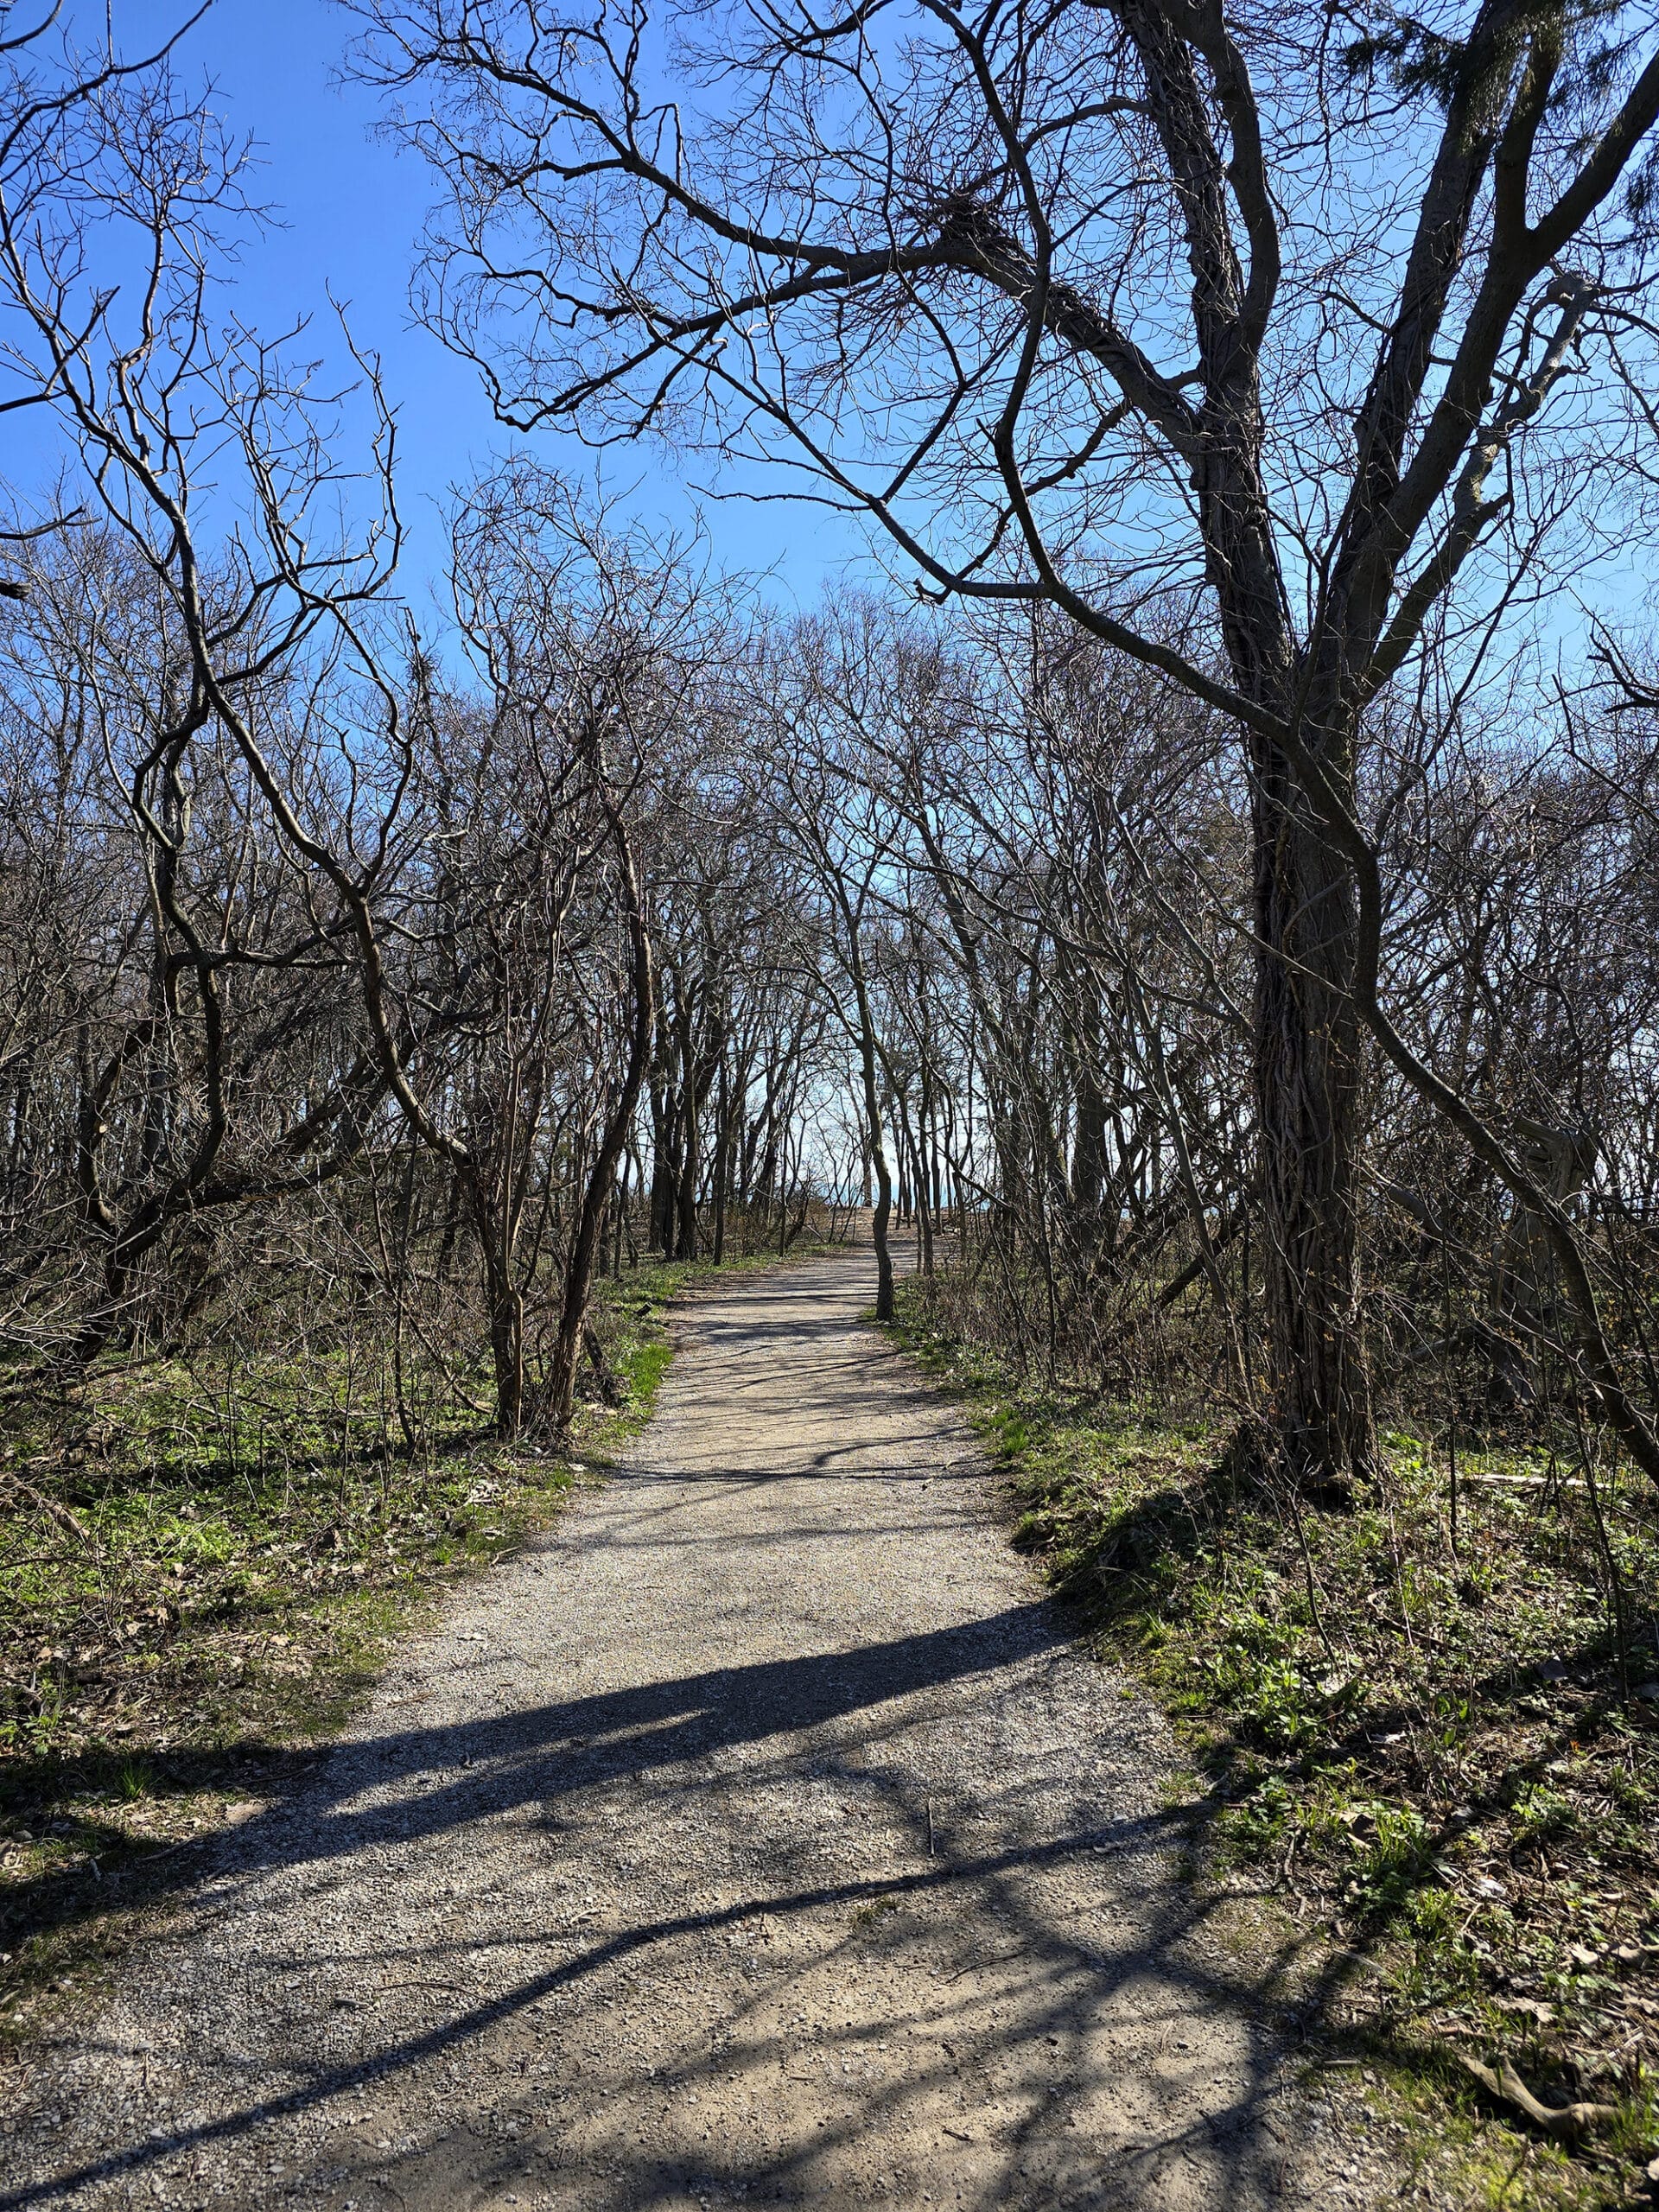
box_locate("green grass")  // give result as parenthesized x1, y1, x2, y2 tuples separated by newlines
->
(887, 1277, 1659, 2209)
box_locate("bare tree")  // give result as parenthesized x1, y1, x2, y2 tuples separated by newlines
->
(0, 29, 832, 1428)
(353, 0, 1659, 1492)
(753, 613, 918, 1318)
(0, 43, 420, 1368)
(437, 466, 709, 1431)
(0, 520, 401, 1368)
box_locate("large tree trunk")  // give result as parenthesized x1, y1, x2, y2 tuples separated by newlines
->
(492, 1290, 524, 1439)
(1071, 1055, 1109, 1224)
(1250, 757, 1374, 1497)
(647, 1092, 674, 1255)
(465, 1166, 525, 1438)
(646, 1024, 676, 1255)
(1199, 373, 1376, 1496)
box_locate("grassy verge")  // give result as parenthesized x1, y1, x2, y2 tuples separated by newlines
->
(0, 1246, 819, 2051)
(887, 1279, 1659, 2210)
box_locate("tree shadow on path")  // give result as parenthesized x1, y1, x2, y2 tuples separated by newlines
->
(3, 1595, 1328, 2211)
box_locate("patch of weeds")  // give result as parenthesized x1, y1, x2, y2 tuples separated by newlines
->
(1216, 1773, 1297, 1861)
(850, 1894, 901, 1929)
(1155, 1766, 1204, 1813)
(1348, 1804, 1433, 1916)
(1510, 1783, 1577, 1850)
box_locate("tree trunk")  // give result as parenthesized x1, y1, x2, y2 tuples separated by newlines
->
(859, 1064, 895, 1321)
(1068, 988, 1109, 1241)
(1251, 761, 1374, 1497)
(1201, 405, 1376, 1497)
(545, 779, 656, 1433)
(647, 1046, 674, 1254)
(870, 1140, 895, 1316)
(836, 917, 895, 1319)
(487, 1274, 524, 1438)
(676, 1082, 700, 1262)
(712, 1060, 729, 1265)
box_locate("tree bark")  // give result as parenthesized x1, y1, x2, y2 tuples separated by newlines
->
(545, 770, 656, 1433)
(857, 1038, 895, 1321)
(1250, 773, 1374, 1494)
(492, 1290, 525, 1438)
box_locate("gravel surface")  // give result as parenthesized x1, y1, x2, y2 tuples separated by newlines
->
(2, 1253, 1381, 2211)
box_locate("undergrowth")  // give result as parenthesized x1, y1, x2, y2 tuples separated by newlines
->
(888, 1275, 1659, 2211)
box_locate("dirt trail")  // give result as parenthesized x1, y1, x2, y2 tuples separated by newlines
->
(3, 1253, 1378, 2212)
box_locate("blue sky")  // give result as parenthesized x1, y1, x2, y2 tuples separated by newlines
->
(11, 2, 1645, 661)
(7, 0, 878, 611)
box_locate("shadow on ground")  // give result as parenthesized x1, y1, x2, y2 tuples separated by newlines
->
(4, 1592, 1348, 2212)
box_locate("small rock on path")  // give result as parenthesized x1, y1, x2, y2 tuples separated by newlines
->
(4, 1253, 1376, 2211)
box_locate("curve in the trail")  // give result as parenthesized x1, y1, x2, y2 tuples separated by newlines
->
(4, 1252, 1374, 2212)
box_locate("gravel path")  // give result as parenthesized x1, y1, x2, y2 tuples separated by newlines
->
(3, 1253, 1378, 2211)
